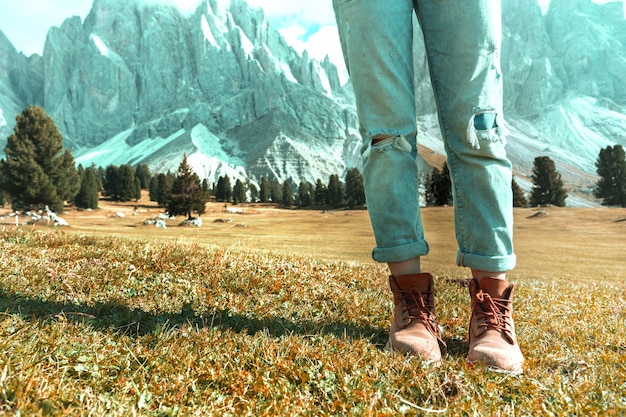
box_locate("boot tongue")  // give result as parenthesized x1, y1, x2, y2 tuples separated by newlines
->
(394, 273, 433, 293)
(392, 274, 435, 315)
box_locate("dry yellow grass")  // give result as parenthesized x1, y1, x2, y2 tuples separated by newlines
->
(4, 193, 624, 283)
(0, 196, 624, 415)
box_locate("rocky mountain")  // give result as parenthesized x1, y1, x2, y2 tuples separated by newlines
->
(0, 0, 625, 206)
(1, 0, 361, 187)
(0, 31, 44, 136)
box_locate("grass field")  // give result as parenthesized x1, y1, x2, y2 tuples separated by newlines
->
(0, 196, 625, 415)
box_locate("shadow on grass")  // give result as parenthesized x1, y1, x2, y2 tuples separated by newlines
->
(0, 289, 389, 346)
(444, 338, 468, 359)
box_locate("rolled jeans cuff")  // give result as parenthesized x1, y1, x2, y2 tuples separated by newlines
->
(372, 240, 430, 263)
(457, 251, 517, 272)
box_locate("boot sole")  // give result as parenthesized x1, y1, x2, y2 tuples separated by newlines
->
(385, 338, 443, 364)
(467, 359, 524, 375)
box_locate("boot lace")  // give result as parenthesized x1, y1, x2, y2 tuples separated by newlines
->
(475, 291, 514, 344)
(396, 287, 445, 346)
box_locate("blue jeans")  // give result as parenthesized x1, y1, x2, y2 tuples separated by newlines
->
(333, 0, 516, 272)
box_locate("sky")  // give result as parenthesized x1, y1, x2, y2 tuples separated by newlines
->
(0, 0, 623, 77)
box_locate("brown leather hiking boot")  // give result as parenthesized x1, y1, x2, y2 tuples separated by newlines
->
(468, 278, 524, 374)
(388, 273, 444, 361)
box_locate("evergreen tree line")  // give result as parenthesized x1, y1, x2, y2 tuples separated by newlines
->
(424, 149, 626, 208)
(204, 168, 366, 209)
(1, 106, 625, 215)
(424, 157, 568, 208)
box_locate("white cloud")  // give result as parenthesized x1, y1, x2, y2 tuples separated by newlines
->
(278, 25, 347, 84)
(246, 0, 347, 83)
(245, 0, 337, 27)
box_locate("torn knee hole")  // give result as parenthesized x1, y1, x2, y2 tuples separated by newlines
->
(368, 134, 412, 153)
(372, 134, 394, 145)
(473, 112, 497, 130)
(467, 108, 505, 149)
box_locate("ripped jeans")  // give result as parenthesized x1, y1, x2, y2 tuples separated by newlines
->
(333, 0, 516, 272)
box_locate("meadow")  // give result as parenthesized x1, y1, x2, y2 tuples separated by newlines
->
(0, 196, 624, 416)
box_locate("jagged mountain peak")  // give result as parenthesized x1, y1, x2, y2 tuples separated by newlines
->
(29, 0, 355, 185)
(0, 30, 17, 56)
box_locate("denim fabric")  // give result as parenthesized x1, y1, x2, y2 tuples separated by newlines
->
(333, 0, 516, 272)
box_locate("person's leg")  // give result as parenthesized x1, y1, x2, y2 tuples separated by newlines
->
(333, 0, 442, 360)
(415, 0, 523, 372)
(333, 0, 427, 267)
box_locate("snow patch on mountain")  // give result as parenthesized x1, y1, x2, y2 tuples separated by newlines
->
(89, 33, 127, 69)
(200, 15, 220, 50)
(261, 45, 297, 83)
(189, 124, 245, 169)
(90, 34, 111, 57)
(313, 60, 333, 97)
(75, 127, 161, 167)
(235, 27, 255, 59)
(75, 120, 248, 183)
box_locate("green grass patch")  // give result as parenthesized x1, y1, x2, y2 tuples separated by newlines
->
(0, 222, 625, 415)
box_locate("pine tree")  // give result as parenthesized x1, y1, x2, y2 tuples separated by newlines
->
(215, 175, 232, 202)
(297, 181, 312, 207)
(314, 179, 327, 205)
(150, 172, 175, 207)
(201, 178, 211, 201)
(269, 178, 281, 204)
(166, 154, 207, 219)
(345, 167, 365, 208)
(1, 105, 80, 212)
(117, 164, 139, 202)
(56, 149, 81, 207)
(102, 163, 139, 201)
(327, 174, 344, 207)
(249, 182, 259, 203)
(0, 168, 8, 206)
(74, 165, 100, 209)
(134, 177, 142, 201)
(233, 179, 247, 204)
(103, 165, 119, 199)
(282, 181, 293, 207)
(134, 164, 152, 189)
(95, 166, 104, 192)
(530, 156, 568, 207)
(425, 163, 452, 206)
(223, 175, 233, 202)
(594, 144, 626, 207)
(149, 176, 158, 202)
(425, 167, 439, 206)
(259, 177, 269, 203)
(512, 178, 528, 208)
